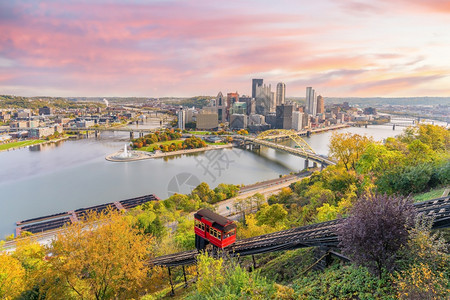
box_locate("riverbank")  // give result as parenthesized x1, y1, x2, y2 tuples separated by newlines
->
(0, 136, 69, 153)
(106, 143, 233, 162)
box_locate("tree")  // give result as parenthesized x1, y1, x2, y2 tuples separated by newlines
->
(329, 132, 373, 171)
(0, 253, 26, 299)
(256, 204, 288, 228)
(337, 193, 415, 277)
(11, 238, 47, 297)
(191, 182, 214, 203)
(43, 209, 154, 299)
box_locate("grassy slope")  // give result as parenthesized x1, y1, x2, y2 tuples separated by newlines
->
(0, 140, 44, 151)
(413, 187, 447, 202)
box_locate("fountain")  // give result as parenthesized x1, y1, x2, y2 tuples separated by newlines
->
(106, 143, 147, 161)
(119, 144, 131, 158)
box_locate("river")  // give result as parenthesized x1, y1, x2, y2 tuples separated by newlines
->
(0, 120, 423, 238)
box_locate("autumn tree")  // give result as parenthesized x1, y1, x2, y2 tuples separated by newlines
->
(11, 238, 48, 298)
(329, 132, 373, 171)
(43, 209, 154, 299)
(191, 182, 215, 203)
(256, 203, 288, 228)
(0, 253, 25, 299)
(337, 193, 415, 277)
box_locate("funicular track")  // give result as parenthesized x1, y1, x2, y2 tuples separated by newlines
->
(151, 195, 450, 267)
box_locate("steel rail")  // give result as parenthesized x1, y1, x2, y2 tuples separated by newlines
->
(151, 195, 450, 267)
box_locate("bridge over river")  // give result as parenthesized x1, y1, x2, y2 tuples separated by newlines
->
(235, 129, 336, 168)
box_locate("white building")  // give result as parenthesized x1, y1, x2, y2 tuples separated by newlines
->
(291, 111, 304, 131)
(177, 109, 185, 130)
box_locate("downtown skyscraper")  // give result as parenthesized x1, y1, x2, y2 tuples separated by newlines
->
(276, 82, 286, 106)
(305, 87, 317, 116)
(252, 79, 263, 99)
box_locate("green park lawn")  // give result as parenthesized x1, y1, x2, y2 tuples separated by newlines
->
(138, 140, 184, 152)
(0, 139, 45, 151)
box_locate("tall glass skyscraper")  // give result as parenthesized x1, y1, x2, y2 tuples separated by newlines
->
(252, 79, 263, 99)
(306, 87, 317, 116)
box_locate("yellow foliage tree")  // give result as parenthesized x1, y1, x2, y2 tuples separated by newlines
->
(196, 252, 224, 294)
(12, 238, 47, 292)
(329, 132, 374, 171)
(0, 253, 26, 299)
(238, 214, 280, 239)
(43, 209, 154, 299)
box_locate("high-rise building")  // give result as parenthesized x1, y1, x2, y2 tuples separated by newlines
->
(197, 111, 218, 130)
(255, 84, 274, 116)
(230, 114, 247, 130)
(177, 108, 185, 130)
(215, 92, 226, 122)
(306, 87, 317, 116)
(276, 82, 286, 106)
(252, 79, 263, 99)
(231, 102, 247, 115)
(291, 111, 304, 131)
(275, 104, 293, 129)
(238, 96, 252, 115)
(316, 95, 324, 114)
(226, 92, 239, 121)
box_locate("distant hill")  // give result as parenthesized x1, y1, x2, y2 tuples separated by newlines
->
(323, 97, 450, 106)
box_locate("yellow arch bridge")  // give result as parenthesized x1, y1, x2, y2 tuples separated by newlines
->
(236, 129, 336, 168)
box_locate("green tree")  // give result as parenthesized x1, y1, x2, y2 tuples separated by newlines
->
(191, 182, 215, 203)
(256, 204, 288, 228)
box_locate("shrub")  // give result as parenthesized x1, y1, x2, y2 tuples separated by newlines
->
(337, 193, 415, 277)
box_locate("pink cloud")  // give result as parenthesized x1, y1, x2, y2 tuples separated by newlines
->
(0, 1, 449, 97)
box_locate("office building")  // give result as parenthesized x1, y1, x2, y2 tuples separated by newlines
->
(265, 113, 277, 129)
(276, 104, 293, 129)
(317, 95, 324, 114)
(196, 111, 218, 130)
(252, 79, 263, 99)
(177, 108, 185, 130)
(292, 111, 304, 131)
(306, 87, 317, 116)
(230, 114, 247, 130)
(226, 92, 239, 121)
(216, 92, 226, 122)
(302, 113, 311, 129)
(255, 84, 274, 116)
(239, 96, 253, 115)
(276, 82, 286, 106)
(231, 102, 247, 115)
(249, 114, 265, 125)
(39, 107, 53, 115)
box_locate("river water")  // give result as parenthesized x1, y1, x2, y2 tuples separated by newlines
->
(0, 119, 423, 238)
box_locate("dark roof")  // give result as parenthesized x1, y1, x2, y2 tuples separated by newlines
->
(195, 209, 232, 227)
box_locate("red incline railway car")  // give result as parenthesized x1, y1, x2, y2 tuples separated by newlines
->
(194, 209, 237, 250)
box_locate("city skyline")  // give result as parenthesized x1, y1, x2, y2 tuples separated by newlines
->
(1, 0, 450, 98)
